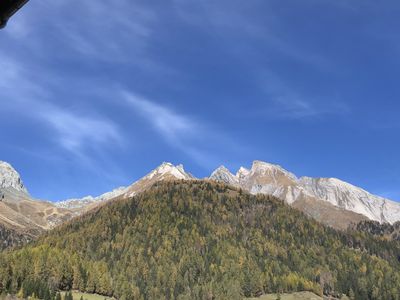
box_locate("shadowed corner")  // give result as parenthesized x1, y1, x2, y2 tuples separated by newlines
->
(0, 0, 29, 29)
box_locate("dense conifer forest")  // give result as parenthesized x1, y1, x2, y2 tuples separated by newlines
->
(353, 220, 400, 241)
(1, 181, 400, 300)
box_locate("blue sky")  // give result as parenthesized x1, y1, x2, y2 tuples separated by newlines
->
(0, 0, 399, 201)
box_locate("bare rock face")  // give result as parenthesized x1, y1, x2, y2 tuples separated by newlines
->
(0, 161, 28, 196)
(298, 177, 400, 224)
(210, 166, 239, 186)
(210, 161, 400, 227)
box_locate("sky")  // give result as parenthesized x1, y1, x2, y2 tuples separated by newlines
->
(0, 0, 399, 201)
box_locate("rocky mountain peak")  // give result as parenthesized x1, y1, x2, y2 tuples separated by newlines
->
(236, 167, 250, 180)
(0, 161, 28, 195)
(250, 160, 298, 181)
(146, 162, 192, 180)
(121, 162, 193, 199)
(210, 166, 239, 185)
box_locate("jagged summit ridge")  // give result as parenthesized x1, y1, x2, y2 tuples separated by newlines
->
(0, 161, 28, 195)
(209, 161, 400, 224)
(210, 161, 298, 184)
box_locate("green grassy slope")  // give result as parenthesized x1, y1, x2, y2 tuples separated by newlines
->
(247, 291, 323, 300)
(63, 291, 114, 300)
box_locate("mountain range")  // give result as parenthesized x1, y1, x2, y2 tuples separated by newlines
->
(0, 162, 72, 249)
(2, 160, 400, 299)
(1, 159, 400, 245)
(55, 161, 400, 229)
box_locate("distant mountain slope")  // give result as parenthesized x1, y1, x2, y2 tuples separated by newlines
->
(0, 162, 42, 249)
(210, 161, 400, 225)
(291, 196, 367, 230)
(56, 186, 127, 211)
(0, 161, 74, 246)
(55, 162, 193, 211)
(1, 181, 400, 300)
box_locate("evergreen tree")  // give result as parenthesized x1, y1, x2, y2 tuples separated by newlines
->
(348, 288, 355, 300)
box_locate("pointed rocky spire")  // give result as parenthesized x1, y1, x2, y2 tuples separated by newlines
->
(210, 165, 239, 185)
(236, 167, 250, 180)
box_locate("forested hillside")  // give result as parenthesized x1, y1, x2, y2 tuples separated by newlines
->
(353, 220, 400, 241)
(1, 181, 400, 300)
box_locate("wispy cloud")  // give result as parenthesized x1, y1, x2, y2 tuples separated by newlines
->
(55, 1, 154, 63)
(7, 1, 156, 65)
(0, 52, 122, 160)
(3, 97, 123, 161)
(172, 1, 348, 121)
(267, 94, 350, 120)
(121, 91, 244, 168)
(259, 71, 350, 120)
(173, 0, 333, 72)
(123, 92, 197, 144)
(0, 52, 47, 101)
(40, 104, 122, 154)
